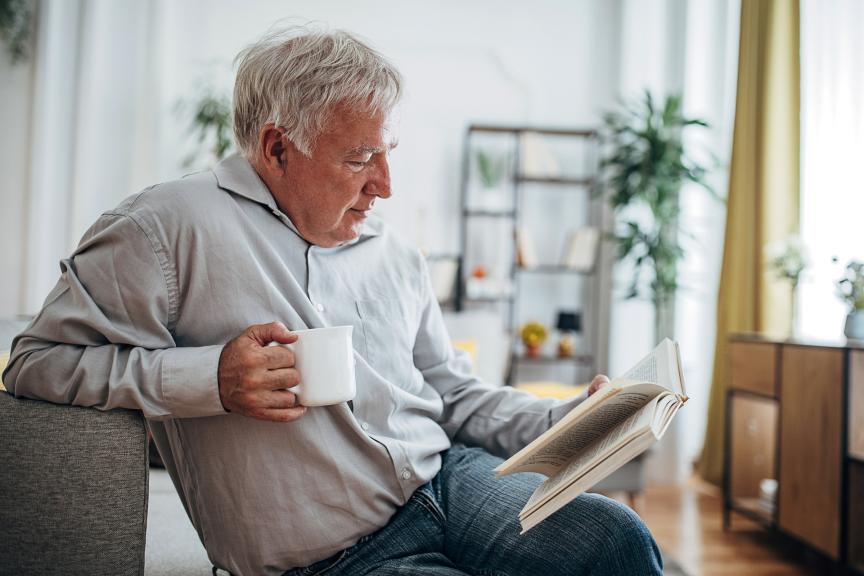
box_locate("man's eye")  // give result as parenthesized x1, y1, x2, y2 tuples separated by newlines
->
(347, 160, 370, 172)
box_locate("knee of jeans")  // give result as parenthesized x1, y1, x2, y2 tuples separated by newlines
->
(589, 498, 662, 575)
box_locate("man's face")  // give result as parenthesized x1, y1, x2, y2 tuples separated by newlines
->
(271, 104, 397, 247)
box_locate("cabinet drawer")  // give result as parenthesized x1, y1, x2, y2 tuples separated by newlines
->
(778, 346, 843, 560)
(728, 341, 778, 397)
(850, 350, 864, 460)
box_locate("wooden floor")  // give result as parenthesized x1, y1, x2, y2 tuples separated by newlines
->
(633, 478, 834, 576)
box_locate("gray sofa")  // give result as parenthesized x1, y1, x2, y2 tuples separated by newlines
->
(0, 392, 149, 576)
(0, 315, 152, 576)
(0, 314, 217, 576)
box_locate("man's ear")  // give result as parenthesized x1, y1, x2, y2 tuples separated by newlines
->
(257, 124, 287, 173)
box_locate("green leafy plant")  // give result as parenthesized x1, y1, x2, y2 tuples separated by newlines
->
(766, 235, 808, 291)
(0, 0, 33, 64)
(834, 259, 864, 311)
(600, 91, 716, 340)
(180, 88, 234, 168)
(475, 149, 507, 189)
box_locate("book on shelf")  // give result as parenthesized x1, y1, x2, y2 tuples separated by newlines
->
(560, 227, 600, 272)
(519, 131, 560, 178)
(515, 228, 538, 268)
(496, 338, 688, 533)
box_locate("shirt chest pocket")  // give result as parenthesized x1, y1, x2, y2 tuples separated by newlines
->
(356, 299, 417, 388)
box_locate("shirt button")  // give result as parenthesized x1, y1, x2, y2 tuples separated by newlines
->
(314, 302, 324, 312)
(361, 422, 369, 431)
(401, 468, 412, 480)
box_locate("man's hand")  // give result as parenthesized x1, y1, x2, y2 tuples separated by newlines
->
(218, 322, 307, 422)
(587, 374, 611, 396)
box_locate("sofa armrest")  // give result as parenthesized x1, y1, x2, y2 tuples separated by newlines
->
(0, 392, 149, 576)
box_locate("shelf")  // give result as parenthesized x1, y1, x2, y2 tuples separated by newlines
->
(517, 265, 593, 276)
(729, 497, 776, 528)
(468, 125, 597, 137)
(463, 296, 515, 303)
(513, 353, 593, 366)
(459, 123, 608, 387)
(515, 175, 595, 187)
(463, 209, 516, 218)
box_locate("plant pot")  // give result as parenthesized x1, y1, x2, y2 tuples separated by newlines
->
(525, 343, 542, 358)
(844, 310, 864, 340)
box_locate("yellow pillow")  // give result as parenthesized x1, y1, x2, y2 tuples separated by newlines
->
(515, 381, 587, 399)
(0, 351, 9, 392)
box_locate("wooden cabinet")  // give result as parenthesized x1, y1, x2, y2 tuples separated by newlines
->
(777, 346, 844, 558)
(725, 336, 862, 571)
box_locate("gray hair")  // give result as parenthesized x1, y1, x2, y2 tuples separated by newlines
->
(233, 26, 403, 158)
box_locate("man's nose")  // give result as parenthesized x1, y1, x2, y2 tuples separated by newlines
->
(366, 154, 392, 198)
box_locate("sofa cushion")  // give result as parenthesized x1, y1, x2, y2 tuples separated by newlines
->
(0, 392, 149, 576)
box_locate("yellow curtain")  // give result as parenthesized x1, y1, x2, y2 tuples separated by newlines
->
(697, 0, 800, 485)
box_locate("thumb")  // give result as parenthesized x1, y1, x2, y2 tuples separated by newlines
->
(588, 374, 611, 396)
(248, 322, 297, 346)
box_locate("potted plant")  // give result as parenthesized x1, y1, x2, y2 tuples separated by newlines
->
(0, 0, 33, 64)
(179, 86, 234, 168)
(520, 321, 548, 358)
(600, 91, 715, 343)
(835, 259, 864, 339)
(765, 235, 809, 335)
(472, 147, 509, 211)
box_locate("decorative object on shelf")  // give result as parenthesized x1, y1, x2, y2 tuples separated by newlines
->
(555, 311, 582, 358)
(765, 234, 809, 335)
(471, 264, 488, 279)
(474, 148, 509, 210)
(600, 91, 716, 343)
(520, 321, 548, 358)
(0, 0, 33, 64)
(834, 258, 864, 340)
(178, 86, 234, 169)
(561, 227, 600, 272)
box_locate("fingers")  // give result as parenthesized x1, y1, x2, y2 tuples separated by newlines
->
(259, 344, 296, 369)
(218, 321, 308, 423)
(242, 405, 308, 423)
(257, 406, 308, 423)
(247, 321, 298, 347)
(588, 374, 611, 396)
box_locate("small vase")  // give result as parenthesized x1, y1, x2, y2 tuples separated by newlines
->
(844, 310, 864, 340)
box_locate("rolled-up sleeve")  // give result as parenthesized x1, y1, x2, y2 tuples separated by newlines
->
(412, 258, 586, 458)
(2, 211, 227, 419)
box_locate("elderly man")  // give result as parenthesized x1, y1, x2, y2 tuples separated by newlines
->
(4, 27, 662, 576)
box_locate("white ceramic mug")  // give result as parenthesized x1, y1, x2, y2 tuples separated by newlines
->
(273, 325, 356, 407)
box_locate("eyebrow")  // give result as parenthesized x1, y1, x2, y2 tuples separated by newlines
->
(344, 142, 399, 156)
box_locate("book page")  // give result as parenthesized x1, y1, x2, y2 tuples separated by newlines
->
(519, 431, 657, 533)
(499, 384, 663, 476)
(521, 396, 661, 515)
(617, 339, 684, 396)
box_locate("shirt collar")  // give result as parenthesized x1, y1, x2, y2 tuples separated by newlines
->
(211, 153, 381, 240)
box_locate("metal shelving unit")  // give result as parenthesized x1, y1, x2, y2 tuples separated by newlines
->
(455, 124, 612, 386)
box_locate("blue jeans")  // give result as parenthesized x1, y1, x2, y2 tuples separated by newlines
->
(283, 445, 662, 575)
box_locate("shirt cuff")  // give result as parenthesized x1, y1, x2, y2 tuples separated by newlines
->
(549, 388, 590, 426)
(161, 345, 227, 418)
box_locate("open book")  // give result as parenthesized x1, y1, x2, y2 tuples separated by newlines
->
(496, 338, 687, 533)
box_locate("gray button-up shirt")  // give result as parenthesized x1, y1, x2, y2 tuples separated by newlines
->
(4, 154, 582, 575)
